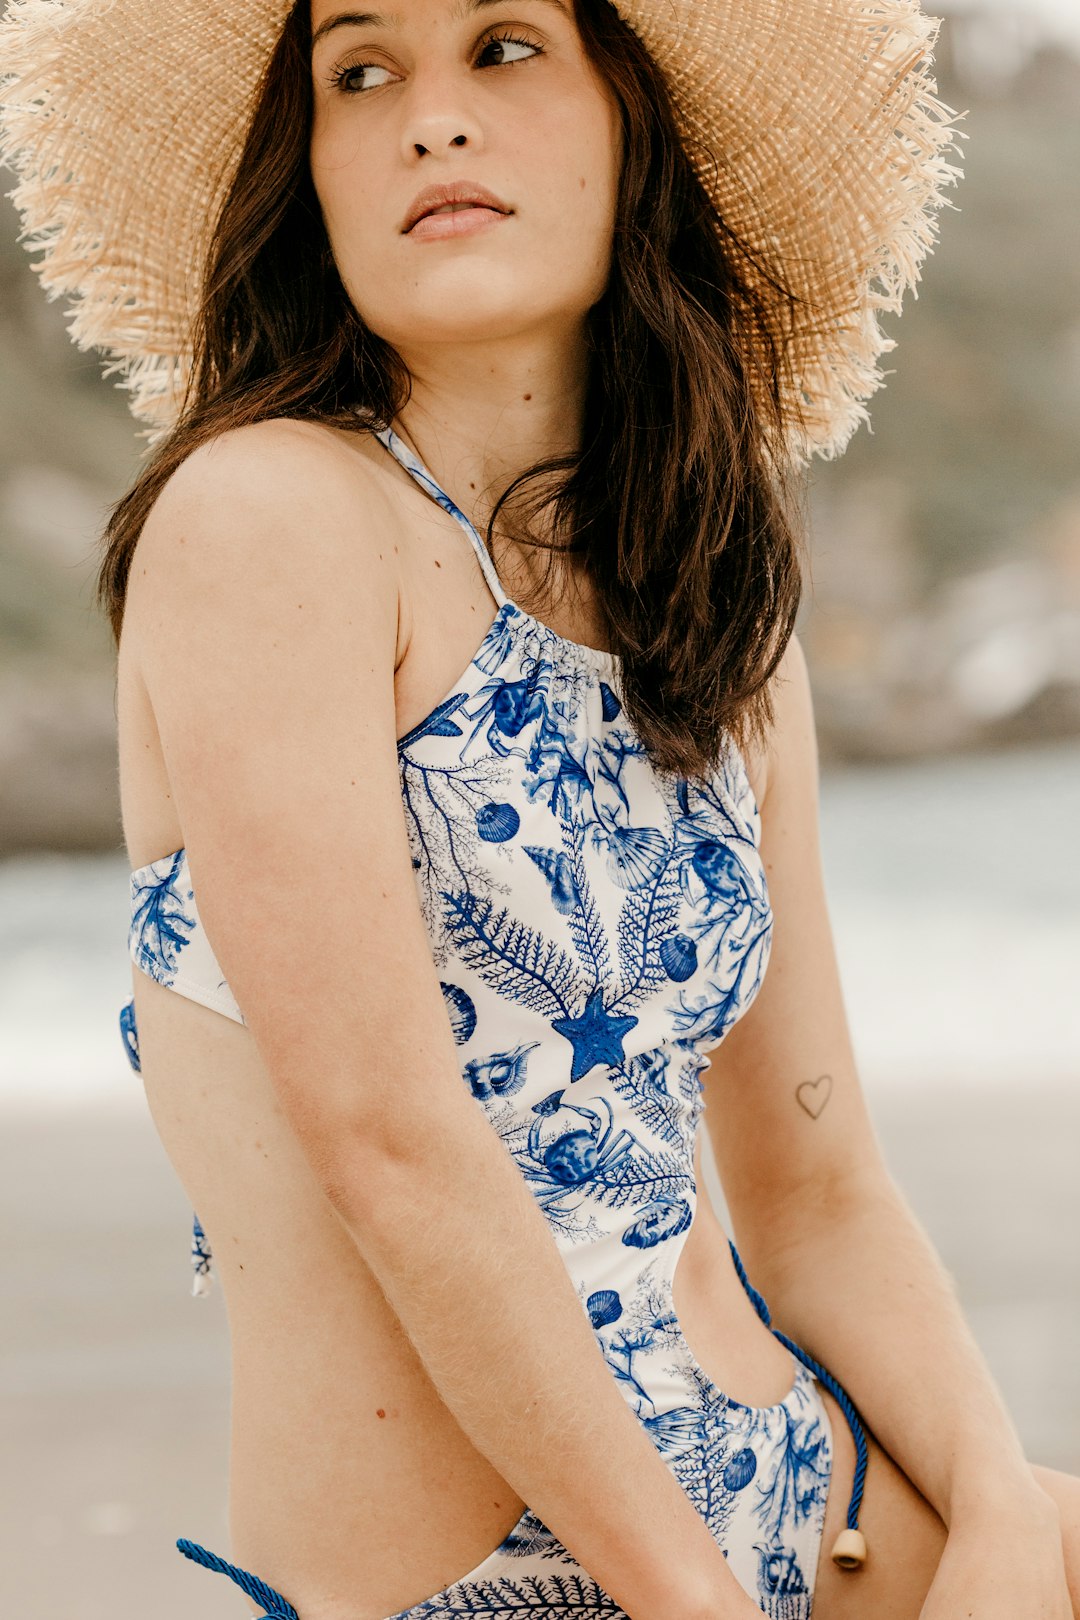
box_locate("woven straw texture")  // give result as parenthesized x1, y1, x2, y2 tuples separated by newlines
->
(0, 0, 961, 460)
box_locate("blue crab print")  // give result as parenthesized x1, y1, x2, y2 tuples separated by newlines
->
(520, 1089, 637, 1216)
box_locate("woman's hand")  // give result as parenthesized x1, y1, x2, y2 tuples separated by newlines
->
(919, 1490, 1071, 1619)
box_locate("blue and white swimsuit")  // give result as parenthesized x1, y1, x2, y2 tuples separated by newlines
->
(119, 421, 868, 1619)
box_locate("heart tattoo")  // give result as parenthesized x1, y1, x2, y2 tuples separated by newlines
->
(796, 1073, 833, 1119)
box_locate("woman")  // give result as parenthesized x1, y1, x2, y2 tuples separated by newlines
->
(2, 0, 1077, 1616)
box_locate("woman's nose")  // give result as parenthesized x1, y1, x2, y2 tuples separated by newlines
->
(399, 73, 486, 162)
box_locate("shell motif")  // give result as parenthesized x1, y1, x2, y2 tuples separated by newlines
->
(440, 981, 478, 1046)
(598, 680, 621, 723)
(523, 845, 580, 914)
(465, 1041, 540, 1100)
(723, 1447, 758, 1491)
(476, 800, 520, 842)
(753, 1542, 808, 1597)
(621, 1195, 693, 1249)
(586, 1288, 623, 1329)
(603, 822, 669, 889)
(658, 931, 699, 983)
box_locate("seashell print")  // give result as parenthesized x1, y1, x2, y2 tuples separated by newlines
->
(523, 844, 580, 913)
(603, 822, 668, 889)
(621, 1195, 693, 1248)
(476, 800, 520, 842)
(753, 1541, 809, 1599)
(598, 680, 621, 722)
(723, 1446, 758, 1490)
(465, 1041, 540, 1100)
(440, 981, 477, 1045)
(586, 1288, 623, 1328)
(659, 931, 699, 982)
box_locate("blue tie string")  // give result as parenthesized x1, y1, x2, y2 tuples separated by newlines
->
(176, 1537, 299, 1618)
(727, 1236, 868, 1532)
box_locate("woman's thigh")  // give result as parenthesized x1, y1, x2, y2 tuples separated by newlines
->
(811, 1386, 947, 1619)
(812, 1392, 1080, 1620)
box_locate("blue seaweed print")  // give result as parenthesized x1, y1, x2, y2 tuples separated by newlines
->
(591, 1277, 680, 1417)
(606, 1046, 689, 1149)
(444, 888, 580, 1023)
(130, 852, 196, 986)
(664, 800, 773, 1049)
(608, 851, 684, 1014)
(408, 1570, 621, 1620)
(522, 728, 592, 826)
(748, 1397, 832, 1550)
(400, 759, 520, 956)
(664, 1394, 742, 1548)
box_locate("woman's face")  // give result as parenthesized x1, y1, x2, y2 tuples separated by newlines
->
(308, 0, 622, 354)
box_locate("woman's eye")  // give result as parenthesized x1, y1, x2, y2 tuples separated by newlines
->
(332, 61, 395, 95)
(477, 34, 541, 68)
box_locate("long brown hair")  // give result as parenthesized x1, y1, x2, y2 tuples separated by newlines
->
(96, 0, 805, 781)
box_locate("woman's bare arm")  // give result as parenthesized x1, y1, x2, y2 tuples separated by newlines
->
(130, 420, 758, 1620)
(703, 635, 1054, 1531)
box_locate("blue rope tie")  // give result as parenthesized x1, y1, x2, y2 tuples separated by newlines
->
(727, 1237, 869, 1533)
(176, 1537, 299, 1619)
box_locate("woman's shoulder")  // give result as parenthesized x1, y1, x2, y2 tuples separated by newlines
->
(133, 415, 401, 577)
(124, 415, 408, 665)
(148, 413, 392, 522)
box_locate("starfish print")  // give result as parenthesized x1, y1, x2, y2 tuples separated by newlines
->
(551, 985, 639, 1082)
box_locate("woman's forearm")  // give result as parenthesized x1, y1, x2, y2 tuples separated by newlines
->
(320, 1098, 754, 1620)
(744, 1169, 1051, 1529)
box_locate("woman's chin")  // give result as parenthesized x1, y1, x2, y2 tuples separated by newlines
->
(369, 291, 583, 353)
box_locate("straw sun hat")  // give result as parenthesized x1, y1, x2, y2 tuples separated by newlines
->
(0, 0, 961, 461)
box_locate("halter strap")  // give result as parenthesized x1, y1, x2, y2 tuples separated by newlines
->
(374, 424, 509, 610)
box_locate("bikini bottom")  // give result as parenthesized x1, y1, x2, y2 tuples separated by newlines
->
(176, 1353, 835, 1620)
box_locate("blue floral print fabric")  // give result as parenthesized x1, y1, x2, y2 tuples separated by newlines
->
(120, 422, 840, 1616)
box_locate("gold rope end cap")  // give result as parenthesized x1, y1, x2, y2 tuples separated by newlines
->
(830, 1528, 867, 1570)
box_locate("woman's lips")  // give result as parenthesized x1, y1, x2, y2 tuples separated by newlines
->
(407, 205, 510, 242)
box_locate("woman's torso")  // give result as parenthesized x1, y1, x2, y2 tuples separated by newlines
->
(117, 419, 798, 1620)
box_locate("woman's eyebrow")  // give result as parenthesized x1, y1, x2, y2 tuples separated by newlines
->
(312, 0, 569, 53)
